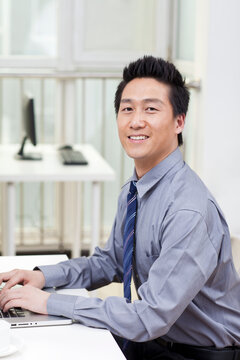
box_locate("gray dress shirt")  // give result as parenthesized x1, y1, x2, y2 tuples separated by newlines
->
(39, 148, 240, 346)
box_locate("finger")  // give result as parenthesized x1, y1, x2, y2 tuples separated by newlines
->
(0, 291, 7, 309)
(0, 287, 22, 309)
(2, 287, 34, 313)
(3, 298, 24, 313)
(0, 270, 18, 285)
(1, 273, 24, 292)
(0, 290, 12, 309)
(0, 272, 9, 284)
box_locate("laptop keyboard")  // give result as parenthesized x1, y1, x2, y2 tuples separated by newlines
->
(0, 307, 25, 318)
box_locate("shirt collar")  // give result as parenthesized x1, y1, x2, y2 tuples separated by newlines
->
(123, 148, 184, 199)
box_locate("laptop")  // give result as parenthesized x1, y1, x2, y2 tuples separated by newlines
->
(0, 284, 73, 328)
(0, 255, 86, 328)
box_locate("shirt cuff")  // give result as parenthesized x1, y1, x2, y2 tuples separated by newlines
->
(47, 293, 78, 318)
(36, 264, 66, 288)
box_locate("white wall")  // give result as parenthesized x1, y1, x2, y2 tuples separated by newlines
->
(199, 0, 240, 236)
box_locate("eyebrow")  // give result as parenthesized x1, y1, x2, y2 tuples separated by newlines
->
(120, 98, 165, 106)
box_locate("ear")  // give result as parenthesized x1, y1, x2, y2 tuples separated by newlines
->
(175, 114, 185, 134)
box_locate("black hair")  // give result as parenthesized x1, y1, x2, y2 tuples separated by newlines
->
(114, 55, 190, 146)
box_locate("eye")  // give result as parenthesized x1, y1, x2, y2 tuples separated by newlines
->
(146, 107, 158, 112)
(121, 107, 133, 112)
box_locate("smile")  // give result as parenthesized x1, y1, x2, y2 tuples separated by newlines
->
(128, 136, 149, 140)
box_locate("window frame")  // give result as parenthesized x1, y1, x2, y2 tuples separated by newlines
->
(73, 0, 171, 71)
(0, 0, 171, 72)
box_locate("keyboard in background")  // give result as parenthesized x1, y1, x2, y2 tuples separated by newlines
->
(59, 149, 88, 165)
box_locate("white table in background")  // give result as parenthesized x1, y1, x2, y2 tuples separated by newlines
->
(0, 144, 115, 257)
(0, 255, 125, 360)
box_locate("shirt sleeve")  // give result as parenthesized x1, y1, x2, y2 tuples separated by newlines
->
(45, 209, 219, 342)
(38, 216, 124, 290)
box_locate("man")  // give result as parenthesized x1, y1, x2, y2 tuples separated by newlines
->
(1, 56, 240, 360)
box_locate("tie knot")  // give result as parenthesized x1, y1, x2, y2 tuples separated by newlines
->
(129, 181, 137, 195)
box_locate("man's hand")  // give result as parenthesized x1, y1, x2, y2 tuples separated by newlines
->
(0, 269, 45, 292)
(0, 285, 50, 314)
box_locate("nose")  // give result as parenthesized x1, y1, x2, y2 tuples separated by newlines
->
(130, 110, 146, 129)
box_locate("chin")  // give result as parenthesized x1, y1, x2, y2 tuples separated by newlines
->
(123, 146, 149, 160)
(126, 152, 146, 160)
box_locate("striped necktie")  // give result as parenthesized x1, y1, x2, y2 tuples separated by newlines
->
(123, 180, 137, 302)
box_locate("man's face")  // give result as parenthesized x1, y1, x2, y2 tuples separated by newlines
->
(117, 77, 185, 177)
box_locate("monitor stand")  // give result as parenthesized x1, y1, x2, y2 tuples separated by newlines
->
(15, 136, 42, 161)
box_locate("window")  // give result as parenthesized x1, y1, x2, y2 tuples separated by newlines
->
(0, 0, 180, 253)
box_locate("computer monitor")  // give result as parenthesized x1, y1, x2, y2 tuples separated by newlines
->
(15, 94, 42, 160)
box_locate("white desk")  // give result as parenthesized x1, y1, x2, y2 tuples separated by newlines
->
(0, 144, 115, 257)
(0, 255, 125, 360)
